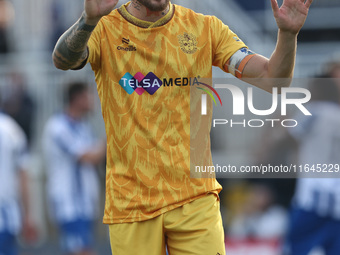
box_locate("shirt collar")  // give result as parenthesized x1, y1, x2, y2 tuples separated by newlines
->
(118, 1, 174, 28)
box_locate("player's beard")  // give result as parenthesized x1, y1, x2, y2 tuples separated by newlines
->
(137, 0, 170, 12)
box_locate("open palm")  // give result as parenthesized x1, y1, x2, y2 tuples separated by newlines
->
(271, 0, 313, 34)
(85, 0, 119, 20)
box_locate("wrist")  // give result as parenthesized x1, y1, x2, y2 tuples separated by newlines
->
(83, 12, 101, 26)
(278, 29, 299, 38)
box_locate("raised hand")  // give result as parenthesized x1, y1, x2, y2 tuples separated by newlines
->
(270, 0, 313, 34)
(85, 0, 119, 23)
(53, 0, 119, 70)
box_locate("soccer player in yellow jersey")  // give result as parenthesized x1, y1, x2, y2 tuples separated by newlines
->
(52, 0, 312, 254)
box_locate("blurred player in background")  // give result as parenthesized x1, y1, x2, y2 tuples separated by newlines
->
(285, 78, 340, 255)
(52, 0, 312, 254)
(0, 92, 36, 255)
(324, 59, 340, 91)
(228, 183, 288, 241)
(43, 82, 106, 255)
(2, 72, 36, 147)
(0, 0, 14, 53)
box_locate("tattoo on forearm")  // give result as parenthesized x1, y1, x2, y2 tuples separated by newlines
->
(53, 12, 96, 69)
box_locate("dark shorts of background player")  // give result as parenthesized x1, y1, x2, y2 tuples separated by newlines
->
(0, 231, 17, 255)
(286, 207, 340, 255)
(59, 219, 95, 254)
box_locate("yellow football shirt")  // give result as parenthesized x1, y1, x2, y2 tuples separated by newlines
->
(88, 2, 247, 224)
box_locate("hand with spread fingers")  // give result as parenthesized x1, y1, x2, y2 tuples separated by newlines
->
(270, 0, 313, 34)
(85, 0, 120, 24)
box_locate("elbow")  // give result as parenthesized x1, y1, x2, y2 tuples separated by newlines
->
(276, 77, 293, 94)
(262, 71, 293, 94)
(52, 51, 71, 71)
(53, 63, 70, 71)
(264, 79, 292, 95)
(52, 56, 70, 71)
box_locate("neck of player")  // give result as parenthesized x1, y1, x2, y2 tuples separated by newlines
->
(66, 106, 85, 120)
(127, 0, 170, 23)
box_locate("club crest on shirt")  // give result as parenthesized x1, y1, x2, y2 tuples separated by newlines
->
(178, 32, 198, 54)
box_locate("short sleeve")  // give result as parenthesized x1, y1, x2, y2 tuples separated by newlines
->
(210, 16, 248, 71)
(87, 21, 103, 70)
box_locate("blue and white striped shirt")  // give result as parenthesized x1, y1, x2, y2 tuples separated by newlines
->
(43, 113, 100, 224)
(290, 102, 340, 219)
(0, 112, 28, 234)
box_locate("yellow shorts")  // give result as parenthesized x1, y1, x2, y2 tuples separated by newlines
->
(109, 193, 225, 255)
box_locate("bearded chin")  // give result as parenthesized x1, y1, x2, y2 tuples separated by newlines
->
(138, 0, 170, 12)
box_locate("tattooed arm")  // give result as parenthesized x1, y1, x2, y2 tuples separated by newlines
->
(52, 0, 119, 70)
(52, 13, 95, 70)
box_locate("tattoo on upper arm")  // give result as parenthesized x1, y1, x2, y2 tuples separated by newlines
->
(53, 12, 96, 69)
